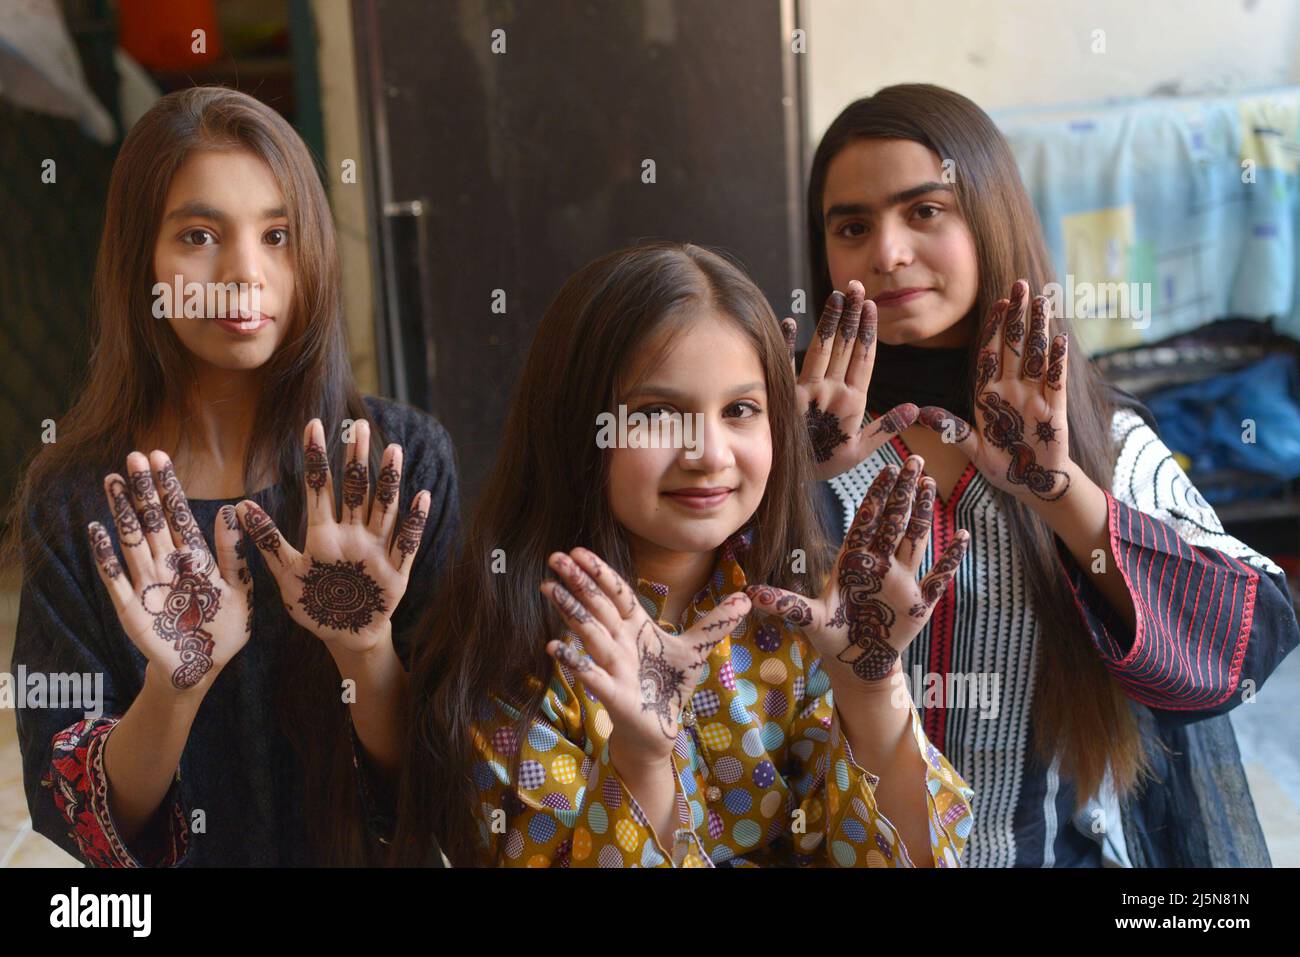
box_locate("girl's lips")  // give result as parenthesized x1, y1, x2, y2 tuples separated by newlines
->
(212, 313, 272, 335)
(663, 487, 733, 510)
(874, 288, 930, 307)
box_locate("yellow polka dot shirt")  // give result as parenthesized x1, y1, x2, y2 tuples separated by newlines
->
(471, 538, 974, 867)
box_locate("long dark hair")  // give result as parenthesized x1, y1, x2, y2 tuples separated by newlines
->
(394, 241, 831, 865)
(2, 86, 388, 864)
(807, 84, 1149, 806)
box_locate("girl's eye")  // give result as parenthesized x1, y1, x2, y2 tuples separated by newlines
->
(640, 405, 676, 420)
(913, 204, 941, 221)
(182, 228, 215, 246)
(726, 401, 762, 419)
(835, 222, 866, 238)
(265, 228, 288, 246)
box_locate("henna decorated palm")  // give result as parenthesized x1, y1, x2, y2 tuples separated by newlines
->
(917, 280, 1073, 505)
(540, 546, 752, 762)
(88, 451, 253, 692)
(235, 418, 431, 655)
(789, 280, 919, 482)
(745, 456, 970, 685)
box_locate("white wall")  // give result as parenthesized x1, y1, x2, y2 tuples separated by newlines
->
(804, 0, 1300, 142)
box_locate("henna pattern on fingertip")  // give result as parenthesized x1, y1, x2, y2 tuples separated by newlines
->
(241, 503, 285, 564)
(107, 477, 143, 546)
(554, 640, 592, 673)
(551, 583, 593, 624)
(816, 291, 845, 345)
(156, 462, 206, 552)
(304, 439, 328, 504)
(393, 502, 427, 570)
(375, 462, 401, 509)
(128, 469, 165, 534)
(1022, 297, 1050, 379)
(1047, 336, 1067, 391)
(88, 523, 121, 579)
(342, 460, 368, 515)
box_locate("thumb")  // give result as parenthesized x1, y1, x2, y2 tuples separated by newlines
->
(688, 592, 752, 651)
(918, 406, 979, 459)
(744, 583, 814, 628)
(214, 505, 250, 590)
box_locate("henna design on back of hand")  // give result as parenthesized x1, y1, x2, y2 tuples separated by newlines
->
(805, 398, 849, 463)
(749, 584, 813, 627)
(834, 475, 902, 681)
(296, 558, 387, 633)
(140, 549, 220, 688)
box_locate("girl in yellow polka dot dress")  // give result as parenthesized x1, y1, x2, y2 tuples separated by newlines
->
(395, 241, 975, 867)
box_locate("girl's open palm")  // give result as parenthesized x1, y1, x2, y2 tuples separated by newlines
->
(540, 546, 751, 762)
(918, 280, 1073, 505)
(235, 418, 430, 655)
(790, 280, 918, 481)
(746, 456, 970, 685)
(88, 451, 252, 692)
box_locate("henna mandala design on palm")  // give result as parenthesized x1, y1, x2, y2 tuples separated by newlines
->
(140, 549, 220, 688)
(806, 398, 849, 463)
(304, 440, 328, 504)
(128, 469, 166, 534)
(977, 392, 1069, 501)
(296, 558, 387, 633)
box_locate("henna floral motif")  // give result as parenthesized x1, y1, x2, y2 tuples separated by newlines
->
(375, 463, 400, 509)
(1003, 291, 1026, 356)
(88, 523, 121, 579)
(904, 480, 935, 555)
(128, 469, 165, 534)
(975, 347, 1000, 392)
(296, 558, 386, 633)
(834, 468, 902, 681)
(1034, 418, 1060, 447)
(342, 460, 368, 515)
(977, 392, 1069, 501)
(107, 477, 142, 546)
(157, 462, 206, 552)
(241, 502, 284, 564)
(140, 549, 220, 688)
(805, 398, 849, 463)
(304, 440, 328, 504)
(634, 622, 700, 739)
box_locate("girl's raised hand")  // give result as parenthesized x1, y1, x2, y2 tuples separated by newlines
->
(745, 456, 970, 685)
(541, 547, 751, 765)
(88, 452, 253, 693)
(235, 418, 429, 655)
(788, 280, 918, 481)
(917, 280, 1073, 505)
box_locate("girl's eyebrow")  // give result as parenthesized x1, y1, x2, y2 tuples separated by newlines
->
(163, 201, 288, 223)
(626, 381, 767, 400)
(825, 181, 952, 221)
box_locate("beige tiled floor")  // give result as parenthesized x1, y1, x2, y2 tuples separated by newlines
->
(2, 568, 1297, 868)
